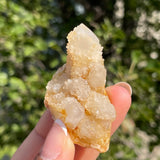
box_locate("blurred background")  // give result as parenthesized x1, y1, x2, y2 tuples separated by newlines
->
(0, 0, 160, 159)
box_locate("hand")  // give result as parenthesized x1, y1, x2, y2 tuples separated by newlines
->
(12, 82, 132, 160)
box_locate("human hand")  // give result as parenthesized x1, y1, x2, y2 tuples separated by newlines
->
(12, 82, 132, 160)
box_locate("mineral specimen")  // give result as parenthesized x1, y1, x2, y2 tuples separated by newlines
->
(44, 23, 116, 152)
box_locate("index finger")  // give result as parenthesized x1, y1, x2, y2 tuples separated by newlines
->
(12, 110, 53, 160)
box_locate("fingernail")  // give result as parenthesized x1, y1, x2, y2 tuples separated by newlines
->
(54, 119, 67, 136)
(38, 119, 67, 160)
(115, 82, 132, 95)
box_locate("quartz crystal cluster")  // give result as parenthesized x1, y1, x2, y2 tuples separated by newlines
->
(44, 24, 116, 152)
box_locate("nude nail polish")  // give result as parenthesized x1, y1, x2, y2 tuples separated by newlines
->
(115, 82, 132, 95)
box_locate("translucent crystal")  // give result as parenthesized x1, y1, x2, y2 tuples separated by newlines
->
(87, 63, 106, 88)
(44, 23, 116, 152)
(63, 78, 90, 101)
(45, 92, 66, 120)
(78, 115, 106, 140)
(46, 64, 68, 93)
(61, 97, 85, 129)
(67, 24, 102, 59)
(66, 24, 103, 72)
(46, 72, 68, 93)
(85, 91, 116, 120)
(66, 66, 89, 78)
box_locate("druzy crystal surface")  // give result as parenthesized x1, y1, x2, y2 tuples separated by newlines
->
(44, 24, 116, 152)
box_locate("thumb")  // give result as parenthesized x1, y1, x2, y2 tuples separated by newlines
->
(37, 119, 75, 160)
(106, 82, 132, 134)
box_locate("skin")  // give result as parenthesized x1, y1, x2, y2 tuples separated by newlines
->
(12, 84, 132, 160)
